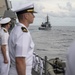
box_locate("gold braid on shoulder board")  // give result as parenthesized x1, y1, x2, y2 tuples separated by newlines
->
(3, 29, 7, 33)
(21, 27, 28, 32)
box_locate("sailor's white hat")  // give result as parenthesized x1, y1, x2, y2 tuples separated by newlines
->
(0, 17, 11, 24)
(12, 3, 37, 14)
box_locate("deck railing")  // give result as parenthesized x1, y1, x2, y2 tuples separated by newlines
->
(32, 53, 65, 75)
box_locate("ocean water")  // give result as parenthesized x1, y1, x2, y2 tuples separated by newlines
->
(29, 26, 75, 61)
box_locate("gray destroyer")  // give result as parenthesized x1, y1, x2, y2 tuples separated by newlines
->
(39, 15, 51, 30)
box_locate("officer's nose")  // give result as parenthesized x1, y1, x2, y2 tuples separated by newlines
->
(33, 15, 35, 18)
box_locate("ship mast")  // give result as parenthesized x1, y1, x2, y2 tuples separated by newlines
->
(5, 0, 9, 10)
(47, 15, 49, 23)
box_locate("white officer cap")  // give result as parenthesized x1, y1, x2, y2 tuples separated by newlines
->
(0, 17, 11, 24)
(12, 3, 37, 14)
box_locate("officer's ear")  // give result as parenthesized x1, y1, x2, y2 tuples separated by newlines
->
(23, 13, 28, 20)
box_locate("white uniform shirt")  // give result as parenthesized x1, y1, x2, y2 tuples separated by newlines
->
(0, 28, 10, 75)
(65, 41, 75, 75)
(0, 27, 9, 56)
(8, 23, 34, 75)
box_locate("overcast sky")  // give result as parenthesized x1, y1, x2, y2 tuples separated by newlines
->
(9, 0, 75, 26)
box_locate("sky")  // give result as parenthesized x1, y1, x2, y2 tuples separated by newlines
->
(9, 0, 75, 26)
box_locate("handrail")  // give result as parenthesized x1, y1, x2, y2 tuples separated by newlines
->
(33, 53, 65, 75)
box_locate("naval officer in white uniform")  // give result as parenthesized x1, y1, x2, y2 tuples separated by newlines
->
(8, 3, 37, 75)
(0, 17, 11, 75)
(65, 41, 75, 75)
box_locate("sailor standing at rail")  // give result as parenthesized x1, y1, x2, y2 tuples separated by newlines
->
(39, 59, 43, 75)
(0, 17, 11, 75)
(35, 56, 39, 72)
(8, 3, 37, 75)
(32, 53, 36, 69)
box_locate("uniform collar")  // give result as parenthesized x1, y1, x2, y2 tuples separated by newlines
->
(16, 22, 28, 29)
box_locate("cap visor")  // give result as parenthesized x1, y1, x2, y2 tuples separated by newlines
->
(32, 11, 37, 13)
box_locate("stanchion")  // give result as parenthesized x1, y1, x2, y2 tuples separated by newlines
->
(44, 56, 47, 75)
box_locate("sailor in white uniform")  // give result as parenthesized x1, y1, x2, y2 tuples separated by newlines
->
(32, 53, 36, 69)
(39, 59, 43, 75)
(8, 3, 37, 75)
(65, 41, 75, 75)
(0, 17, 11, 75)
(35, 56, 39, 72)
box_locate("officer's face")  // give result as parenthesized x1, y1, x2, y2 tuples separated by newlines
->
(25, 13, 35, 24)
(7, 22, 11, 29)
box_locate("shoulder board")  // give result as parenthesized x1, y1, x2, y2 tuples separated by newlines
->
(21, 27, 28, 32)
(3, 29, 7, 33)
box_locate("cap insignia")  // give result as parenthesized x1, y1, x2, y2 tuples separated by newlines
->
(21, 27, 28, 32)
(27, 9, 34, 12)
(3, 29, 7, 33)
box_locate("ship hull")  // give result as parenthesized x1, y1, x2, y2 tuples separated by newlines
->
(39, 27, 51, 30)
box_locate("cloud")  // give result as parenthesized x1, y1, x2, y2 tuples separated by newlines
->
(69, 9, 75, 17)
(58, 2, 72, 11)
(9, 0, 75, 26)
(34, 4, 45, 13)
(56, 2, 75, 17)
(67, 2, 72, 11)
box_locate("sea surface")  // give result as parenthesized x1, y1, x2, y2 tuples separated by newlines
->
(29, 26, 75, 61)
